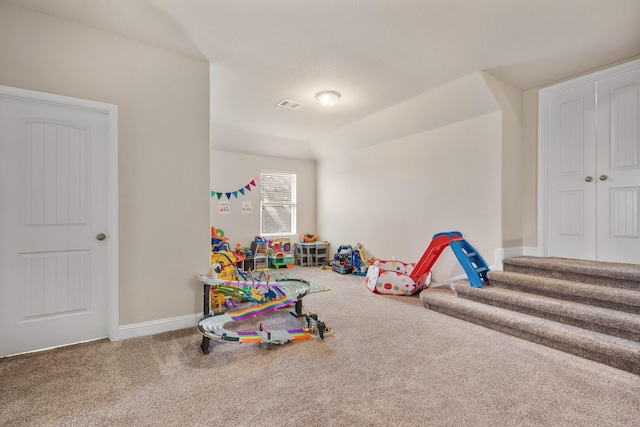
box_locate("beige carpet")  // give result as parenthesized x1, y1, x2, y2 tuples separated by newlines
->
(1, 266, 639, 426)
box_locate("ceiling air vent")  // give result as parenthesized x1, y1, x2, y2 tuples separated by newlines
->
(277, 99, 302, 110)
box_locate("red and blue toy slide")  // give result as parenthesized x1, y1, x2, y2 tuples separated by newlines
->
(365, 231, 489, 295)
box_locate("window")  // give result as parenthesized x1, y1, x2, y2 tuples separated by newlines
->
(260, 171, 296, 236)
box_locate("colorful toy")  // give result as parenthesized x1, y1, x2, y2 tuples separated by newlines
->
(268, 237, 293, 269)
(409, 231, 489, 288)
(211, 227, 230, 252)
(301, 233, 317, 242)
(197, 274, 332, 353)
(332, 244, 363, 274)
(210, 227, 244, 279)
(364, 231, 489, 295)
(210, 250, 244, 280)
(350, 244, 368, 276)
(270, 237, 291, 253)
(210, 288, 228, 312)
(365, 259, 431, 295)
(253, 235, 269, 249)
(269, 249, 293, 269)
(251, 236, 269, 271)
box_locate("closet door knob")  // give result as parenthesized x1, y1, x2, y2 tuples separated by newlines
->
(585, 176, 593, 182)
(599, 175, 608, 181)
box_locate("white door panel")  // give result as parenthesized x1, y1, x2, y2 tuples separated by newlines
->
(596, 68, 640, 263)
(545, 82, 597, 259)
(0, 91, 111, 356)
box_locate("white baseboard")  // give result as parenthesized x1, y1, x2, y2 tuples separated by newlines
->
(523, 246, 541, 256)
(495, 246, 525, 270)
(443, 273, 467, 285)
(110, 313, 201, 342)
(502, 246, 524, 259)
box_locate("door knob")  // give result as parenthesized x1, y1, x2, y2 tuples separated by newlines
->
(599, 175, 608, 181)
(96, 233, 106, 241)
(584, 176, 593, 182)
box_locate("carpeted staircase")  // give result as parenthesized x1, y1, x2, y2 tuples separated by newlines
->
(419, 256, 640, 375)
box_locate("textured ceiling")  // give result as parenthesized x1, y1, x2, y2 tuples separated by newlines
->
(5, 0, 640, 160)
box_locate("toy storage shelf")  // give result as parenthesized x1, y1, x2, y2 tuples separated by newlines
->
(251, 239, 269, 271)
(254, 255, 268, 271)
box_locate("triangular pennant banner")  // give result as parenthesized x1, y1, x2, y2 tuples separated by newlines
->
(211, 174, 259, 200)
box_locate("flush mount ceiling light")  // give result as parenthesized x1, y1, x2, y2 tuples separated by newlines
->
(315, 90, 341, 107)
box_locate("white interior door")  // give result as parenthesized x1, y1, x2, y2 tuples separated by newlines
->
(545, 82, 597, 259)
(0, 88, 113, 356)
(541, 59, 640, 264)
(596, 67, 640, 263)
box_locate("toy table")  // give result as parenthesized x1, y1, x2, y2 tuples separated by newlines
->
(294, 242, 329, 267)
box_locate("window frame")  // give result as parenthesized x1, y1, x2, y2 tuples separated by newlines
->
(259, 170, 297, 237)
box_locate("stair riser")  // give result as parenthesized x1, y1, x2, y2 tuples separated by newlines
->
(423, 300, 640, 375)
(504, 264, 639, 291)
(488, 278, 640, 315)
(454, 291, 640, 343)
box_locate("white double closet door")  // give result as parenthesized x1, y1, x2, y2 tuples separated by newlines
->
(542, 60, 640, 264)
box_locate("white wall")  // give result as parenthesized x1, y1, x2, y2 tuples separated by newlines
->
(521, 88, 539, 250)
(482, 73, 524, 249)
(0, 3, 211, 326)
(316, 73, 513, 283)
(210, 150, 316, 248)
(318, 111, 503, 283)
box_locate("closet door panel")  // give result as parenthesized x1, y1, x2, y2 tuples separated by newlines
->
(596, 67, 640, 263)
(545, 83, 597, 259)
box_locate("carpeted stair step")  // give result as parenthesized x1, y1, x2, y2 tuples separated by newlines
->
(486, 270, 640, 314)
(450, 281, 640, 342)
(502, 256, 640, 290)
(419, 286, 640, 375)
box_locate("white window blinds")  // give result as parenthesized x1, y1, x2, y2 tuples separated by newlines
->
(260, 171, 296, 235)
